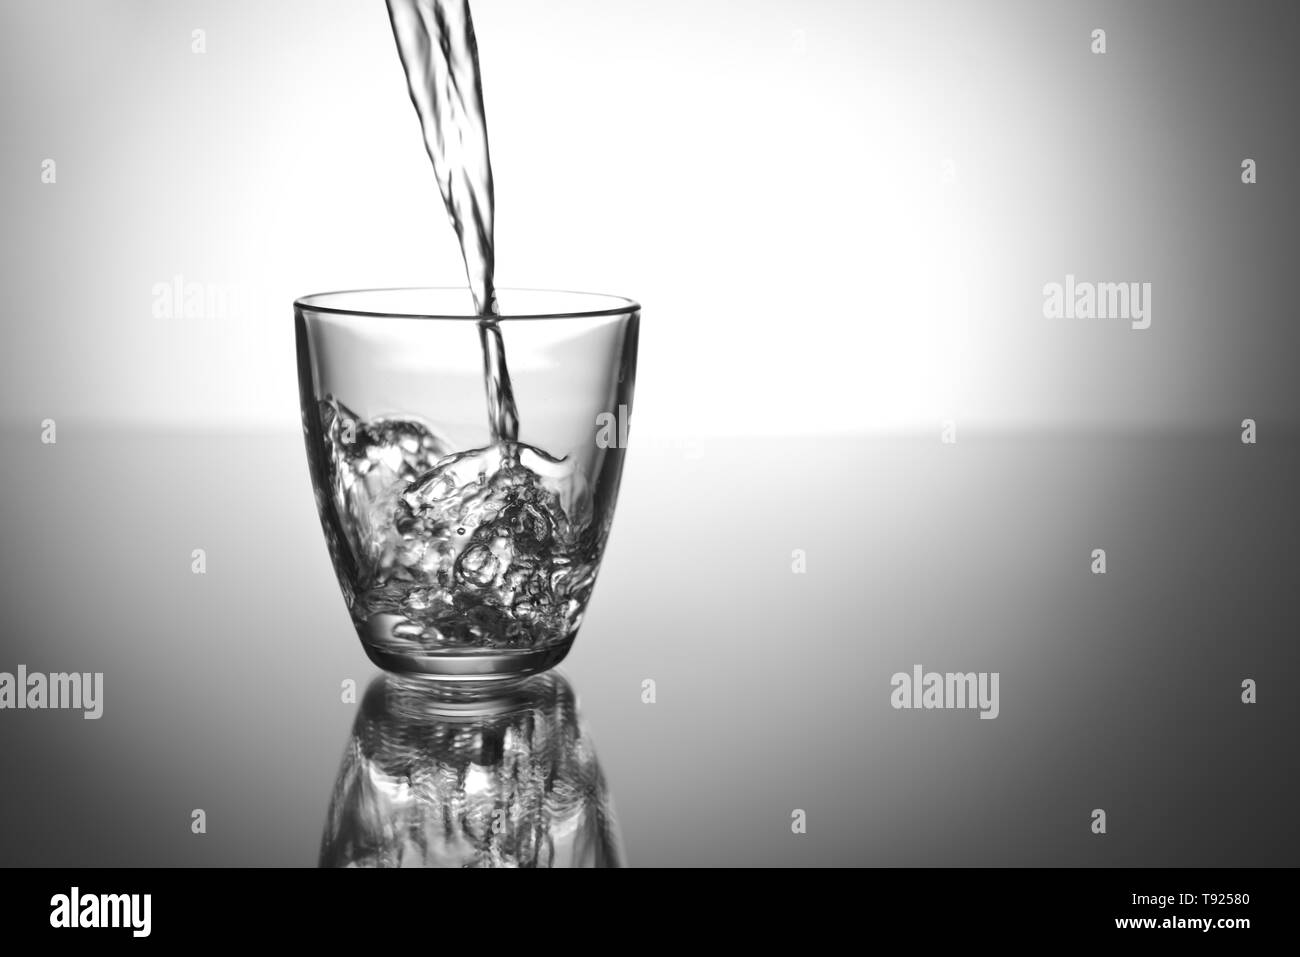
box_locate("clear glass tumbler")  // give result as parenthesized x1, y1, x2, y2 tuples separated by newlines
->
(295, 288, 639, 680)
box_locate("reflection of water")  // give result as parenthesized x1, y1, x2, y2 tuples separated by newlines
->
(320, 671, 622, 867)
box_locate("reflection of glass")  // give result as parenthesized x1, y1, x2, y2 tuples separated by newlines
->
(295, 288, 639, 680)
(320, 671, 623, 868)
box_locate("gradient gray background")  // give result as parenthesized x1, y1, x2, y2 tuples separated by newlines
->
(1, 0, 1298, 866)
(2, 0, 1298, 435)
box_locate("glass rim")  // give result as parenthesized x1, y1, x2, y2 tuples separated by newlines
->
(294, 287, 640, 322)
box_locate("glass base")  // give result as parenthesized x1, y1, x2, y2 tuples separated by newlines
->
(358, 618, 574, 681)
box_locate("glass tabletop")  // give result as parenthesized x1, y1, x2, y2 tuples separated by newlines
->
(0, 427, 1295, 866)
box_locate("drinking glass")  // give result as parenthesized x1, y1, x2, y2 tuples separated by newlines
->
(295, 288, 639, 680)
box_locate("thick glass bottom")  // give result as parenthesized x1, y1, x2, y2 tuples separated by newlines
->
(358, 614, 574, 680)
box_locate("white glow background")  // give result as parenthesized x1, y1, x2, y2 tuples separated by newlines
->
(1, 0, 1295, 435)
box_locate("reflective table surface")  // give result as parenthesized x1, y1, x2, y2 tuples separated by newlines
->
(1, 427, 1296, 866)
